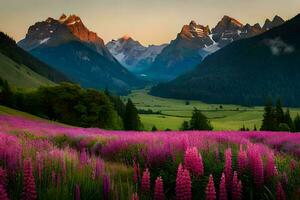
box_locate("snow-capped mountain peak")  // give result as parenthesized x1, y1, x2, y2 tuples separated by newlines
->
(106, 36, 167, 73)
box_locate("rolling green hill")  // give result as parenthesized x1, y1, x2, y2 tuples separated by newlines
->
(0, 52, 54, 88)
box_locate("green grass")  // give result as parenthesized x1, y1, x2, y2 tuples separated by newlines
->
(0, 52, 55, 89)
(0, 105, 69, 126)
(125, 89, 300, 131)
(0, 105, 42, 119)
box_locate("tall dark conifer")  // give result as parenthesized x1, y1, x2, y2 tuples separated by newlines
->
(275, 99, 284, 125)
(124, 99, 142, 130)
(283, 109, 294, 131)
(294, 114, 300, 132)
(261, 100, 277, 131)
(189, 108, 213, 130)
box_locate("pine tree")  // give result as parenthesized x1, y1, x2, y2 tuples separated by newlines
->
(294, 114, 300, 132)
(283, 109, 294, 132)
(0, 79, 14, 107)
(275, 99, 284, 125)
(261, 100, 277, 131)
(254, 125, 257, 131)
(124, 99, 142, 130)
(151, 126, 158, 132)
(180, 121, 190, 130)
(189, 108, 213, 130)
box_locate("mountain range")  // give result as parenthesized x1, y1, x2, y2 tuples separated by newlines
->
(106, 36, 167, 73)
(150, 14, 300, 106)
(146, 15, 285, 80)
(18, 14, 144, 94)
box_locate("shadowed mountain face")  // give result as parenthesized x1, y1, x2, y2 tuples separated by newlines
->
(0, 31, 69, 86)
(150, 14, 300, 106)
(146, 16, 284, 81)
(106, 36, 167, 73)
(18, 14, 145, 94)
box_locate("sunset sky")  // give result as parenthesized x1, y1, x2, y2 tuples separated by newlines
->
(0, 0, 299, 46)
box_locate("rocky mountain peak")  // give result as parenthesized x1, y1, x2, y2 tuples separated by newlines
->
(272, 15, 285, 26)
(263, 15, 285, 30)
(57, 14, 105, 46)
(59, 14, 67, 22)
(179, 20, 211, 39)
(120, 35, 133, 41)
(212, 15, 243, 34)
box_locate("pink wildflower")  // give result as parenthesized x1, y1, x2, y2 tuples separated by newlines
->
(206, 174, 216, 200)
(154, 176, 164, 200)
(219, 173, 227, 200)
(237, 146, 247, 174)
(22, 158, 37, 200)
(248, 147, 264, 187)
(184, 147, 204, 176)
(265, 152, 275, 180)
(232, 171, 242, 200)
(176, 164, 192, 200)
(133, 161, 139, 184)
(141, 168, 150, 194)
(225, 148, 232, 188)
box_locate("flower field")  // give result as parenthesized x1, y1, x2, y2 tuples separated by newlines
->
(1, 115, 300, 199)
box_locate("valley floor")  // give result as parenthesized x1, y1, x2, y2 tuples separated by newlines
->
(125, 89, 300, 131)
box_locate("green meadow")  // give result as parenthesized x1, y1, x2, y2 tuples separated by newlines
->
(125, 89, 300, 131)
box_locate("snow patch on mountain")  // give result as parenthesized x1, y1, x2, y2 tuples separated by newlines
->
(40, 37, 50, 44)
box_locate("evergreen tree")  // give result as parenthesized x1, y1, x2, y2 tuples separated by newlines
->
(189, 108, 213, 130)
(260, 100, 277, 131)
(283, 109, 294, 132)
(278, 123, 290, 132)
(275, 99, 284, 126)
(294, 114, 300, 132)
(253, 125, 257, 131)
(0, 79, 14, 107)
(240, 125, 246, 131)
(124, 99, 142, 130)
(151, 126, 158, 132)
(180, 121, 190, 131)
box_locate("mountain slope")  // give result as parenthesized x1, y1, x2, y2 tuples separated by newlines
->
(18, 14, 144, 94)
(0, 53, 54, 88)
(150, 14, 300, 106)
(106, 36, 167, 73)
(0, 32, 69, 84)
(148, 21, 215, 80)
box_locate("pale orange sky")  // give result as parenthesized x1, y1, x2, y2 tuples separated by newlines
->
(0, 0, 299, 46)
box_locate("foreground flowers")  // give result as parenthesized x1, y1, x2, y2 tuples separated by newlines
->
(0, 115, 298, 199)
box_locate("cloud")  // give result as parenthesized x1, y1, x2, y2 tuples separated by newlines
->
(266, 37, 295, 56)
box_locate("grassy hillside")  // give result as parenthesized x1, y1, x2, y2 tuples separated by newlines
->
(0, 104, 44, 119)
(0, 32, 69, 84)
(126, 89, 300, 130)
(0, 53, 55, 88)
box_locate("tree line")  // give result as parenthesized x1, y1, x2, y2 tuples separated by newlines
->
(0, 78, 142, 130)
(261, 99, 300, 132)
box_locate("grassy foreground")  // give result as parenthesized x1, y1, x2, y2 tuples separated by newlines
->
(125, 89, 300, 131)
